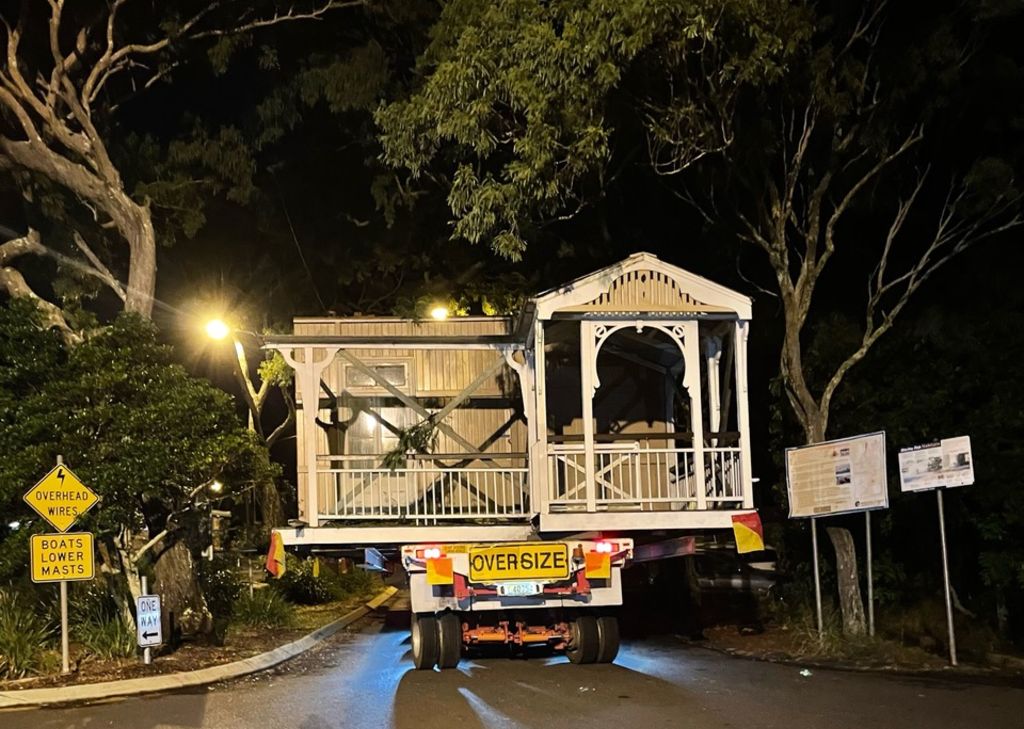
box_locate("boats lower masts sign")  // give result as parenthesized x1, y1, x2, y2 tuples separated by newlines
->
(136, 595, 163, 648)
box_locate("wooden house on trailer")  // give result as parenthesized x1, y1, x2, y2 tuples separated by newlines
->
(266, 252, 755, 547)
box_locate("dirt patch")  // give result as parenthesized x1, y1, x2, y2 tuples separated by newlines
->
(700, 623, 956, 672)
(0, 597, 368, 692)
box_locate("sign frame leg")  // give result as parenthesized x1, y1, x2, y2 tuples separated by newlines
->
(60, 579, 70, 675)
(812, 516, 823, 640)
(937, 489, 958, 666)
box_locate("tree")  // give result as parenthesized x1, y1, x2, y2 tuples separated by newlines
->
(377, 0, 1023, 635)
(0, 299, 276, 637)
(376, 0, 804, 258)
(0, 0, 360, 333)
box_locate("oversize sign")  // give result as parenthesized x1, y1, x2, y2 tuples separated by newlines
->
(136, 595, 163, 648)
(468, 543, 570, 583)
(898, 436, 975, 492)
(786, 432, 889, 518)
(30, 532, 95, 583)
(23, 465, 98, 532)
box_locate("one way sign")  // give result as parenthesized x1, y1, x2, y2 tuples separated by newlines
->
(136, 594, 163, 648)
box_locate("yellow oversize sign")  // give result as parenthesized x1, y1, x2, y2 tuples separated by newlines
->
(468, 543, 570, 583)
(30, 533, 95, 583)
(24, 465, 98, 532)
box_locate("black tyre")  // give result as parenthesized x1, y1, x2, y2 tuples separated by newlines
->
(595, 615, 620, 663)
(437, 611, 463, 669)
(411, 613, 439, 670)
(566, 615, 599, 664)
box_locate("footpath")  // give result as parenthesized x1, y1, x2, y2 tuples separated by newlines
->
(0, 586, 398, 710)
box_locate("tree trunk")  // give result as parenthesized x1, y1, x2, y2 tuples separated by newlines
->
(826, 526, 867, 636)
(121, 206, 157, 318)
(152, 541, 213, 643)
(259, 478, 284, 529)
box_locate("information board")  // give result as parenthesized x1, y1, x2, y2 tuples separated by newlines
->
(786, 432, 888, 518)
(898, 436, 974, 492)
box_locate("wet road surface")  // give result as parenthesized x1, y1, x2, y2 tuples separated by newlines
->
(3, 598, 1022, 729)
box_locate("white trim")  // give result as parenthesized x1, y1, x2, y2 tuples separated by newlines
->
(278, 524, 537, 546)
(534, 252, 752, 320)
(683, 321, 707, 509)
(280, 345, 341, 527)
(734, 321, 755, 509)
(540, 510, 752, 532)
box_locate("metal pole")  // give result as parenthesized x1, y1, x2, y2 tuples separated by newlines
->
(937, 489, 957, 666)
(812, 516, 823, 638)
(866, 510, 875, 637)
(141, 575, 152, 666)
(56, 454, 70, 675)
(60, 579, 70, 674)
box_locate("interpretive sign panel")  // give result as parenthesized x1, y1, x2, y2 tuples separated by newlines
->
(898, 436, 974, 492)
(786, 432, 888, 518)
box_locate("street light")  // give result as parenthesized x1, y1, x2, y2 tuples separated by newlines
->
(430, 305, 449, 321)
(209, 480, 224, 493)
(205, 318, 230, 340)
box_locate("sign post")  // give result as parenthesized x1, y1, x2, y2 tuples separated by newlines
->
(785, 432, 888, 638)
(936, 488, 956, 666)
(898, 435, 974, 667)
(23, 456, 99, 675)
(136, 579, 163, 664)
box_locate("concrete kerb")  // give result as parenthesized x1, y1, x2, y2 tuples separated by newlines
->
(0, 585, 399, 710)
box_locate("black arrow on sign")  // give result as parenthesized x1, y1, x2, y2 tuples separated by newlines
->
(142, 631, 159, 639)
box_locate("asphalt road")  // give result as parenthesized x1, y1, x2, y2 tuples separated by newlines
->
(3, 599, 1022, 729)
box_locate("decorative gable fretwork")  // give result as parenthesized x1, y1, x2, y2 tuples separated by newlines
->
(587, 269, 705, 309)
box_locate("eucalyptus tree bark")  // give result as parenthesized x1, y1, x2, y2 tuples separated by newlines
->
(0, 0, 360, 325)
(726, 5, 1023, 635)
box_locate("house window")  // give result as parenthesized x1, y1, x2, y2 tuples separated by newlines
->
(344, 363, 409, 391)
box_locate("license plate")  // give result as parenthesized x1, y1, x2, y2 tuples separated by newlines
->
(468, 543, 570, 583)
(497, 581, 542, 598)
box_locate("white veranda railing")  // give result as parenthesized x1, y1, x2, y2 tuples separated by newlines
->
(546, 442, 743, 511)
(316, 454, 530, 524)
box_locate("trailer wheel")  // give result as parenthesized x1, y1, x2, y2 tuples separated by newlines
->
(437, 612, 462, 669)
(411, 613, 439, 670)
(595, 615, 620, 663)
(566, 615, 599, 664)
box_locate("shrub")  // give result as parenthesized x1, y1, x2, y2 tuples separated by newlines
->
(0, 587, 54, 678)
(336, 569, 378, 599)
(199, 555, 245, 645)
(276, 557, 342, 605)
(233, 590, 295, 628)
(198, 555, 244, 621)
(70, 582, 135, 659)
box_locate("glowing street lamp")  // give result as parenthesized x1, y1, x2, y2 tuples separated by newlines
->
(205, 319, 230, 340)
(430, 305, 449, 321)
(209, 480, 224, 494)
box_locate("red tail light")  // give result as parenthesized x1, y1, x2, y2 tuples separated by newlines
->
(416, 546, 444, 560)
(594, 541, 617, 554)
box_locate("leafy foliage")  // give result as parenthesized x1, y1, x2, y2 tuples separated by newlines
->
(233, 589, 295, 628)
(0, 588, 54, 679)
(0, 300, 277, 576)
(276, 556, 343, 605)
(377, 0, 803, 257)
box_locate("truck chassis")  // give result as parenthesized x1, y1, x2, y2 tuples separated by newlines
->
(401, 538, 632, 670)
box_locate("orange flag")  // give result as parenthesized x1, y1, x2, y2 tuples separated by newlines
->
(731, 512, 765, 554)
(266, 531, 287, 578)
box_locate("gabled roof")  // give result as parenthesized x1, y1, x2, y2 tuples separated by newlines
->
(532, 252, 752, 320)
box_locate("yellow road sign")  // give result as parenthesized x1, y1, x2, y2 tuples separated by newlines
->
(23, 464, 98, 532)
(30, 533, 95, 583)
